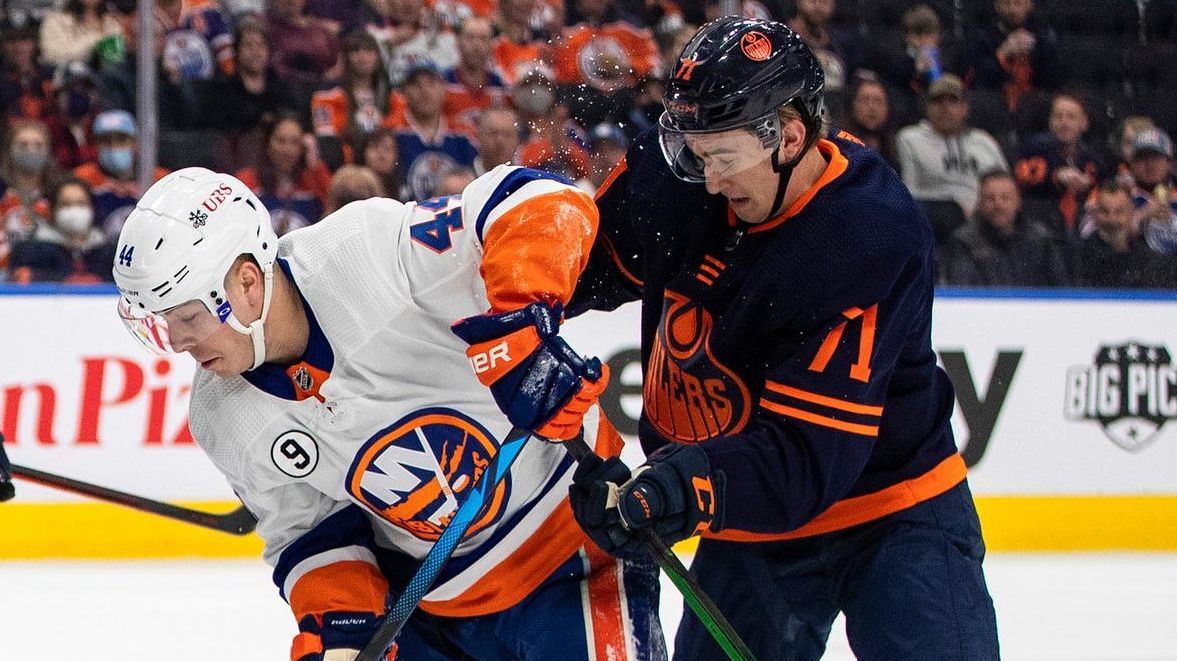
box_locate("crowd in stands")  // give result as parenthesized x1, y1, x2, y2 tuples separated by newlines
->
(1, 0, 1177, 289)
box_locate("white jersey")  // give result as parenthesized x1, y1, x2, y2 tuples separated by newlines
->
(188, 165, 620, 617)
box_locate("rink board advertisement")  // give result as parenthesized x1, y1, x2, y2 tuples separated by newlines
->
(1, 287, 1176, 557)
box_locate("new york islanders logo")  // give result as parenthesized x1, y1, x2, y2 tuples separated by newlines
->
(645, 290, 751, 442)
(347, 409, 508, 540)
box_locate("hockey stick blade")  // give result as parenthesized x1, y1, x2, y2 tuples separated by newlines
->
(356, 426, 533, 661)
(564, 435, 758, 661)
(8, 462, 257, 535)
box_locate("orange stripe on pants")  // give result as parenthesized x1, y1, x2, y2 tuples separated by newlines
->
(580, 544, 633, 661)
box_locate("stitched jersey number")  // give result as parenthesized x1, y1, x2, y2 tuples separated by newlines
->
(807, 304, 878, 383)
(410, 196, 464, 253)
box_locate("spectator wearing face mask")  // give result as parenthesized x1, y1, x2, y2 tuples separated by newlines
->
(44, 62, 101, 171)
(8, 177, 114, 283)
(513, 68, 591, 181)
(73, 110, 170, 242)
(0, 119, 61, 274)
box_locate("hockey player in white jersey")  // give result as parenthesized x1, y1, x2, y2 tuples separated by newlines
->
(111, 166, 665, 660)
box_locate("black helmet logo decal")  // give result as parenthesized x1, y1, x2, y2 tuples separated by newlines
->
(740, 31, 772, 61)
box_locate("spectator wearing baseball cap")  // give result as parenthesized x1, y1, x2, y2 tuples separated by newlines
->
(1126, 127, 1177, 255)
(72, 110, 170, 241)
(45, 62, 100, 170)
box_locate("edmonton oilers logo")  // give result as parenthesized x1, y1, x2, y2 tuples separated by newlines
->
(1064, 341, 1177, 452)
(740, 31, 772, 61)
(347, 409, 508, 540)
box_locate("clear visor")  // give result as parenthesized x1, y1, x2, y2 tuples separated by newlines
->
(658, 112, 782, 183)
(118, 298, 225, 355)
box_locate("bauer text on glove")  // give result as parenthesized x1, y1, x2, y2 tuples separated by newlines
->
(451, 300, 609, 440)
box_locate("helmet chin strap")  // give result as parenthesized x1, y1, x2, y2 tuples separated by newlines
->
(226, 266, 275, 370)
(767, 122, 821, 220)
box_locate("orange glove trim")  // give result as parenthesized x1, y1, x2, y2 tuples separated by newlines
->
(464, 326, 543, 387)
(290, 631, 323, 661)
(535, 363, 611, 440)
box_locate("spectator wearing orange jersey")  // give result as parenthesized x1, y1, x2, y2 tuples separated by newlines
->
(551, 0, 659, 128)
(443, 16, 509, 135)
(493, 0, 555, 85)
(311, 31, 397, 157)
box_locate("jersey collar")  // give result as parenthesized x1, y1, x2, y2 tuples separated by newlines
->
(241, 257, 336, 401)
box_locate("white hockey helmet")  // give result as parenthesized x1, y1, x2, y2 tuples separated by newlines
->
(113, 167, 279, 370)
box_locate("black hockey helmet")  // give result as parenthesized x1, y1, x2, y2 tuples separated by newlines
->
(659, 17, 825, 183)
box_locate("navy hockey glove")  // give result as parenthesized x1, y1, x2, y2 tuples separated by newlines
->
(451, 301, 609, 440)
(572, 444, 726, 557)
(292, 611, 396, 661)
(569, 452, 647, 557)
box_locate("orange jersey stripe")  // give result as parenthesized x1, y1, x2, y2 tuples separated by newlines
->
(764, 382, 884, 416)
(702, 254, 725, 270)
(593, 156, 627, 200)
(759, 399, 879, 437)
(288, 560, 388, 622)
(695, 273, 714, 286)
(709, 454, 968, 541)
(751, 139, 850, 234)
(481, 188, 599, 311)
(582, 544, 632, 661)
(419, 423, 626, 617)
(698, 263, 720, 278)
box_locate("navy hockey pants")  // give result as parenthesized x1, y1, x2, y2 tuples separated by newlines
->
(674, 480, 999, 661)
(391, 545, 666, 660)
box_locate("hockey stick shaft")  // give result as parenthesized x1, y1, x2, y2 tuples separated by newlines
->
(564, 435, 758, 661)
(356, 426, 533, 661)
(7, 462, 257, 535)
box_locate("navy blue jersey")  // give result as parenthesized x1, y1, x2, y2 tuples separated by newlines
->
(571, 128, 966, 540)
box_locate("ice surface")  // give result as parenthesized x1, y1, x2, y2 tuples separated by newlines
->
(1, 553, 1175, 660)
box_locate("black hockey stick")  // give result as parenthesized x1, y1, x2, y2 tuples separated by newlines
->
(0, 430, 255, 535)
(7, 462, 258, 534)
(0, 432, 15, 502)
(564, 435, 758, 661)
(356, 425, 533, 661)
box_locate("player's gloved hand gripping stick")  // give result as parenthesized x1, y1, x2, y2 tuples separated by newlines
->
(563, 435, 757, 661)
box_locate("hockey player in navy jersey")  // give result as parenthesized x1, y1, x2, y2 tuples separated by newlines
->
(564, 17, 1000, 660)
(111, 166, 665, 660)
